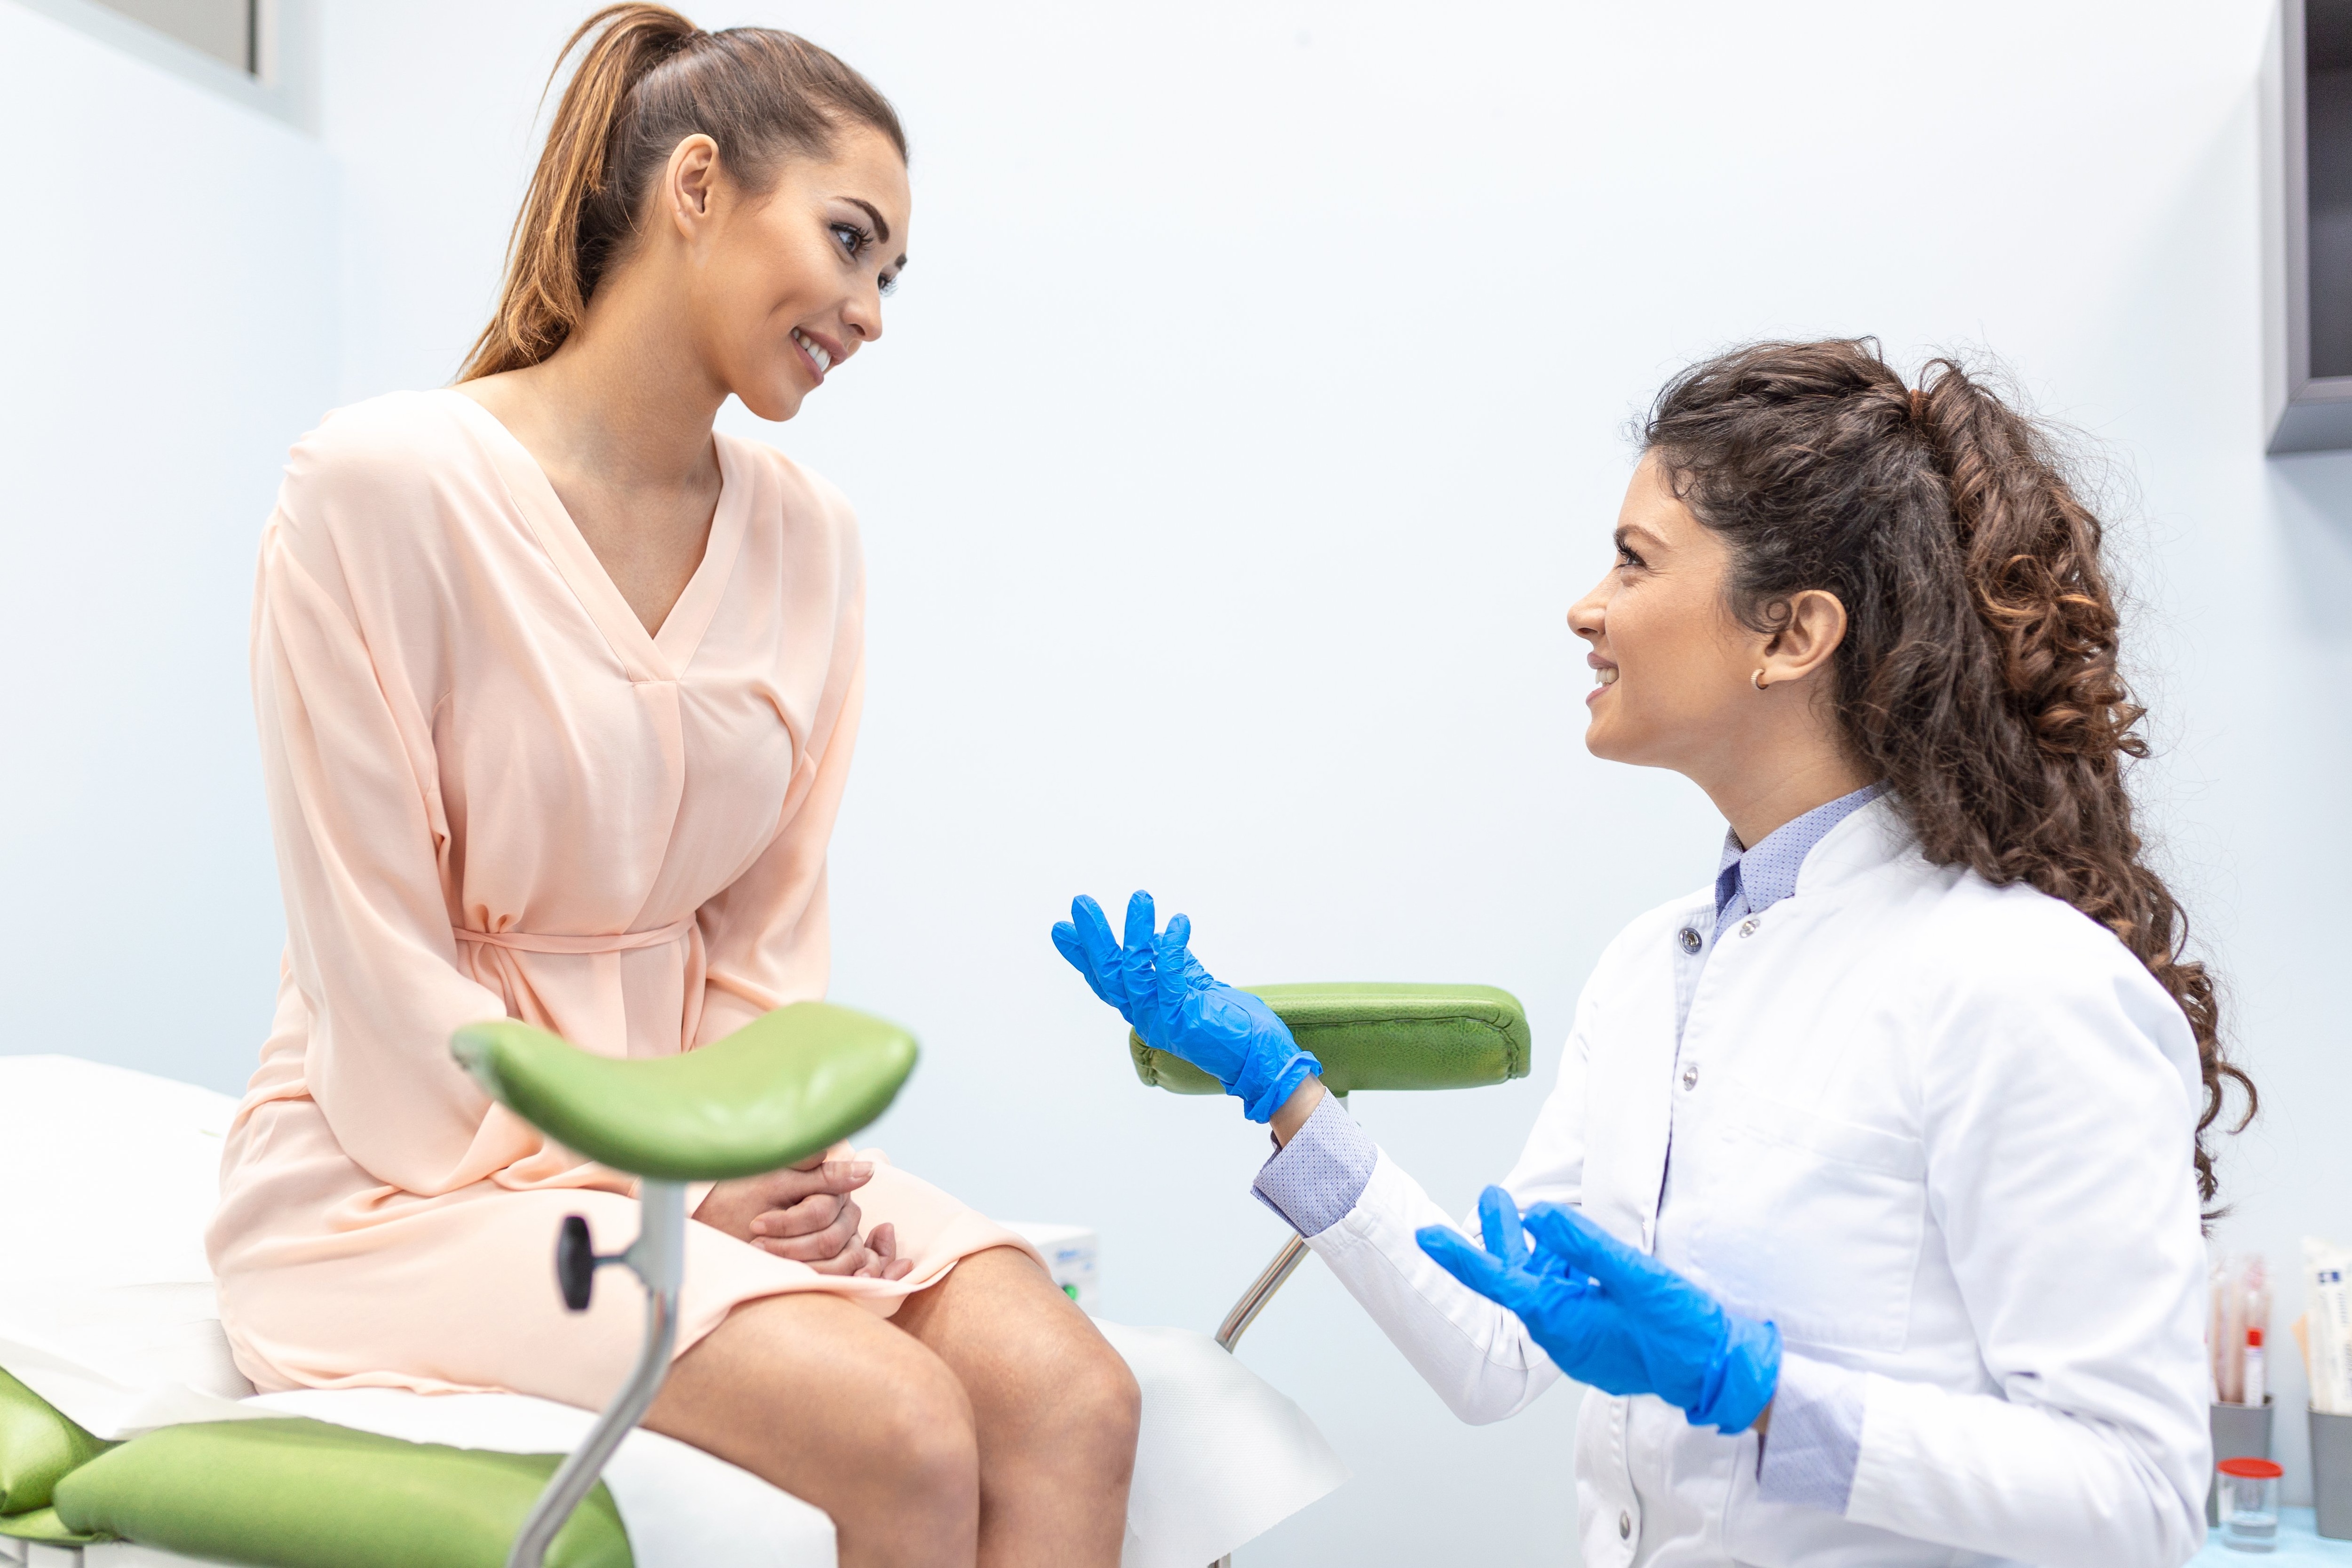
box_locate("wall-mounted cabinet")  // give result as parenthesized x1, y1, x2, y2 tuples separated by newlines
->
(2272, 0, 2352, 451)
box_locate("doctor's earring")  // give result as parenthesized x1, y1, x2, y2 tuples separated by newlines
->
(1752, 669, 1770, 691)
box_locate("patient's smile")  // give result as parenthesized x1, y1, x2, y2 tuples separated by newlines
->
(792, 327, 834, 377)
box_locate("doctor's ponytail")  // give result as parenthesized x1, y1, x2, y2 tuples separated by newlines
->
(1643, 339, 2252, 1212)
(458, 4, 904, 381)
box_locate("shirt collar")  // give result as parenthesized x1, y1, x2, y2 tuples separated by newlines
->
(1715, 782, 1887, 921)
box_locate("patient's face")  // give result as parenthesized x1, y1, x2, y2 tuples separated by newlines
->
(1566, 453, 1760, 774)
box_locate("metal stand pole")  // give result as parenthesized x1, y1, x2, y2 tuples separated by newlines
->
(1216, 1236, 1310, 1352)
(509, 1179, 686, 1568)
(1207, 1093, 1341, 1564)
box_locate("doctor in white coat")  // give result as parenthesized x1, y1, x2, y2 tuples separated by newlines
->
(1057, 340, 2252, 1567)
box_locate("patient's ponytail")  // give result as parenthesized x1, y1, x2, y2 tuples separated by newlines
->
(459, 4, 905, 381)
(1642, 340, 2251, 1211)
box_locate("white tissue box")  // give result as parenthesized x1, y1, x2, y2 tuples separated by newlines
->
(1002, 1222, 1099, 1313)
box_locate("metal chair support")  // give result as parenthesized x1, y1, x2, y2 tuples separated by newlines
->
(508, 1179, 686, 1568)
(1217, 1235, 1310, 1351)
(1206, 1094, 1344, 1565)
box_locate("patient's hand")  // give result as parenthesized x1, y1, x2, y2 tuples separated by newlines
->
(693, 1155, 914, 1280)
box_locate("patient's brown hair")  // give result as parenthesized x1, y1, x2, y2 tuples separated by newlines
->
(460, 3, 904, 381)
(1644, 339, 2251, 1212)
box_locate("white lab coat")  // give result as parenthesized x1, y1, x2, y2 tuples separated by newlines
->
(1304, 797, 2211, 1567)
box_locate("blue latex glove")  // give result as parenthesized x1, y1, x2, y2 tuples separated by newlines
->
(1051, 891, 1321, 1123)
(1416, 1187, 1780, 1433)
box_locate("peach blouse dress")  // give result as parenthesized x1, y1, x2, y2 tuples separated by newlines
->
(206, 389, 1028, 1409)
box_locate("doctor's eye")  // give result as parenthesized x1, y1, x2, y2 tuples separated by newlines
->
(1616, 543, 1648, 570)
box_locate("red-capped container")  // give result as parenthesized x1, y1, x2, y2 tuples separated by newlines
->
(2217, 1456, 2283, 1552)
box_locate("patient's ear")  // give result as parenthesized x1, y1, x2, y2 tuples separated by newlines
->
(1758, 589, 1848, 687)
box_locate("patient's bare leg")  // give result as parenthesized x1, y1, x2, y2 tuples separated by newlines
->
(890, 1246, 1140, 1568)
(645, 1292, 979, 1568)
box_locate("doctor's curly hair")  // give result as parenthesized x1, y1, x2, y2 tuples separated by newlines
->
(1642, 338, 2252, 1213)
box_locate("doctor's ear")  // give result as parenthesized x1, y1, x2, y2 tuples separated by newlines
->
(1753, 589, 1848, 691)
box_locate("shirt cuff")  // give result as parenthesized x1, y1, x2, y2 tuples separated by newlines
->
(1250, 1092, 1376, 1237)
(1755, 1353, 1866, 1514)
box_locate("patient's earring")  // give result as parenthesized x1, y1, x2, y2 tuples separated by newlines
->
(1752, 669, 1770, 691)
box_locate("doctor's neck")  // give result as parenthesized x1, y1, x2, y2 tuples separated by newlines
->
(1706, 745, 1875, 853)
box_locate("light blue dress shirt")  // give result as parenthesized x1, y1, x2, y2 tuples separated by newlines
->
(1250, 782, 1887, 1514)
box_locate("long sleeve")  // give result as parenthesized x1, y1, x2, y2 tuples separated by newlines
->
(1279, 965, 1606, 1425)
(1253, 1094, 1379, 1234)
(253, 503, 519, 1196)
(1829, 936, 2211, 1565)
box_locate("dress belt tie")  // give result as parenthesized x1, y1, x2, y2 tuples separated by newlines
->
(454, 915, 696, 955)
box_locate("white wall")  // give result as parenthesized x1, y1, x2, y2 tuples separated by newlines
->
(9, 0, 2351, 1560)
(0, 1, 331, 1089)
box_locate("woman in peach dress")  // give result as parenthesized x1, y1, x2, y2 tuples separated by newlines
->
(202, 10, 1139, 1566)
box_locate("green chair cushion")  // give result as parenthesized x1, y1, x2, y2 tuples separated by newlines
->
(1128, 983, 1530, 1096)
(53, 1417, 629, 1568)
(452, 1001, 919, 1181)
(0, 1366, 112, 1516)
(0, 1505, 103, 1544)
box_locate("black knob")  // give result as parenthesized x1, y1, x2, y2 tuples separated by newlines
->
(556, 1214, 596, 1312)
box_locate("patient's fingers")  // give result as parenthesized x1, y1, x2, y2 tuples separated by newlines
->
(744, 1159, 873, 1216)
(805, 1160, 875, 1195)
(755, 1197, 862, 1260)
(802, 1241, 875, 1276)
(753, 1189, 856, 1239)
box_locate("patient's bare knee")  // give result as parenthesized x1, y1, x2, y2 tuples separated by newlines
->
(1057, 1333, 1142, 1481)
(873, 1355, 981, 1522)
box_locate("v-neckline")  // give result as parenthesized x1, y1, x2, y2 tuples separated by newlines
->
(441, 388, 749, 683)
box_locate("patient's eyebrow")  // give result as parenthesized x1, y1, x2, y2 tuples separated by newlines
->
(845, 198, 891, 244)
(845, 198, 909, 272)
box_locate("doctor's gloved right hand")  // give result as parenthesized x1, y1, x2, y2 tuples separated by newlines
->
(1418, 1187, 1781, 1434)
(1051, 891, 1321, 1123)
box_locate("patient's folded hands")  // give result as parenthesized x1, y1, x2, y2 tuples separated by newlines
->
(691, 1154, 915, 1280)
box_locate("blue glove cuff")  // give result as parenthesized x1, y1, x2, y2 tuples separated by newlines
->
(1237, 1049, 1322, 1123)
(1688, 1313, 1781, 1434)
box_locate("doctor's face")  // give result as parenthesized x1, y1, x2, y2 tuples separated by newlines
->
(1567, 453, 1763, 773)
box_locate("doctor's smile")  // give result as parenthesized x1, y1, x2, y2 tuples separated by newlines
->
(1062, 340, 2248, 1567)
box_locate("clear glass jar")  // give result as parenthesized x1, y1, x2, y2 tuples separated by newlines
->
(2217, 1456, 2283, 1552)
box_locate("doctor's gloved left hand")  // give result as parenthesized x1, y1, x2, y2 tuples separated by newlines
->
(1418, 1187, 1780, 1434)
(1052, 891, 1322, 1123)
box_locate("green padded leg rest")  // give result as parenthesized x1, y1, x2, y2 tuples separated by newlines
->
(1128, 982, 1530, 1096)
(0, 1505, 103, 1545)
(0, 1367, 113, 1519)
(52, 1417, 629, 1568)
(453, 999, 919, 1181)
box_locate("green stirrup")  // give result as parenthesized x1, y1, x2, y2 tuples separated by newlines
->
(452, 1001, 920, 1182)
(1128, 982, 1530, 1097)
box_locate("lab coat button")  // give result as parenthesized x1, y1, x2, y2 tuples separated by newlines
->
(1739, 917, 1759, 938)
(1619, 1511, 1633, 1540)
(1677, 926, 1701, 954)
(1681, 1064, 1699, 1090)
